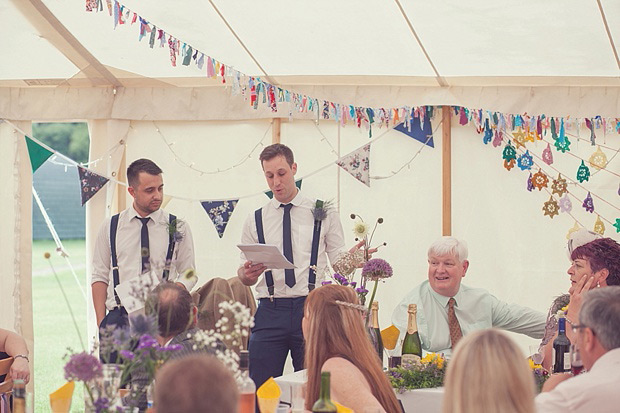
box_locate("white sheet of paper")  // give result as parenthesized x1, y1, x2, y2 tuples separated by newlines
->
(237, 243, 296, 269)
(114, 271, 161, 313)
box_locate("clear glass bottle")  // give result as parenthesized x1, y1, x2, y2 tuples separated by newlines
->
(401, 304, 422, 364)
(238, 350, 256, 413)
(311, 372, 337, 413)
(13, 379, 26, 413)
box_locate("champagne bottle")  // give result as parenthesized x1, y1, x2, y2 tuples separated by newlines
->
(371, 301, 384, 364)
(311, 372, 337, 413)
(13, 379, 26, 413)
(238, 350, 256, 413)
(552, 312, 571, 373)
(402, 304, 422, 364)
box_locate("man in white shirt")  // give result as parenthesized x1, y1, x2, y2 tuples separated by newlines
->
(91, 159, 197, 338)
(536, 287, 620, 412)
(238, 143, 346, 390)
(392, 236, 546, 357)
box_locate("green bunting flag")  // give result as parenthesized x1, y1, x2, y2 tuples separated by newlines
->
(25, 136, 53, 173)
(265, 179, 302, 199)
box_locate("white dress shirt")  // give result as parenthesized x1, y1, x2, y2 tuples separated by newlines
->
(536, 348, 620, 413)
(240, 191, 345, 299)
(91, 205, 197, 310)
(391, 281, 546, 357)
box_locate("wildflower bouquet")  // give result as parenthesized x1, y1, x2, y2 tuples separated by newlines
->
(529, 357, 550, 393)
(387, 353, 447, 392)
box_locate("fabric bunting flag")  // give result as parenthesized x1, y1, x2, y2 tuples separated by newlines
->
(25, 136, 53, 173)
(265, 179, 302, 199)
(337, 144, 371, 187)
(394, 116, 434, 148)
(78, 166, 109, 206)
(200, 199, 238, 238)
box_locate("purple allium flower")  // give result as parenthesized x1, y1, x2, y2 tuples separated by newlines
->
(64, 352, 103, 382)
(94, 397, 110, 413)
(120, 350, 135, 361)
(321, 281, 333, 286)
(350, 281, 357, 288)
(361, 258, 393, 281)
(130, 313, 158, 337)
(137, 334, 158, 350)
(355, 287, 369, 294)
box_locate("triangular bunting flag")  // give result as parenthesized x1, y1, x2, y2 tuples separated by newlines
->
(265, 179, 302, 199)
(200, 199, 238, 238)
(394, 116, 434, 147)
(161, 195, 173, 209)
(25, 136, 53, 173)
(78, 166, 109, 206)
(337, 144, 371, 187)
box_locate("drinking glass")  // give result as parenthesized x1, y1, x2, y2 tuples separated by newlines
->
(570, 344, 584, 375)
(529, 345, 544, 365)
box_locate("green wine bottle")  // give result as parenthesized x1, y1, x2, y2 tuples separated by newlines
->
(402, 304, 422, 364)
(370, 301, 384, 364)
(311, 372, 337, 413)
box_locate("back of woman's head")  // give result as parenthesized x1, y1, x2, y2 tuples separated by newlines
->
(443, 329, 535, 413)
(304, 285, 400, 412)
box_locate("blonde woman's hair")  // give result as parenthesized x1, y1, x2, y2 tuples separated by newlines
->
(304, 285, 401, 413)
(443, 329, 535, 413)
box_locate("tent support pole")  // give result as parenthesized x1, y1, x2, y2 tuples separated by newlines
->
(442, 106, 452, 236)
(272, 118, 281, 144)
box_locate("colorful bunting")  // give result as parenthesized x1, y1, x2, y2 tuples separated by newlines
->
(393, 115, 434, 148)
(517, 150, 534, 171)
(78, 166, 109, 205)
(582, 192, 594, 213)
(25, 136, 53, 173)
(542, 143, 553, 165)
(265, 179, 302, 199)
(593, 216, 605, 235)
(531, 169, 548, 191)
(576, 160, 590, 183)
(588, 147, 607, 170)
(567, 221, 581, 239)
(504, 159, 516, 171)
(613, 218, 620, 233)
(200, 199, 238, 238)
(543, 196, 560, 219)
(559, 194, 572, 213)
(551, 174, 568, 197)
(512, 127, 527, 149)
(337, 144, 371, 187)
(527, 173, 534, 192)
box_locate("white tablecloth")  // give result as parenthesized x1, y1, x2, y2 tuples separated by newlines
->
(275, 370, 444, 412)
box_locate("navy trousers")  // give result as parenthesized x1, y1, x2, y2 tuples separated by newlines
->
(99, 306, 129, 364)
(249, 297, 306, 392)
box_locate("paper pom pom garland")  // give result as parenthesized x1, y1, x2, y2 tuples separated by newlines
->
(517, 151, 534, 171)
(543, 196, 560, 219)
(531, 169, 549, 191)
(559, 194, 572, 213)
(582, 192, 594, 213)
(576, 161, 590, 183)
(551, 174, 568, 196)
(593, 216, 605, 235)
(542, 143, 554, 165)
(588, 146, 607, 170)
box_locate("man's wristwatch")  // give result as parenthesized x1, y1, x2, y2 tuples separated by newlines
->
(14, 354, 29, 362)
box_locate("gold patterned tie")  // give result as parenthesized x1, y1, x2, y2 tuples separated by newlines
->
(448, 297, 463, 349)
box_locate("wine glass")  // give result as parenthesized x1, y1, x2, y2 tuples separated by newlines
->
(570, 344, 584, 375)
(529, 345, 544, 365)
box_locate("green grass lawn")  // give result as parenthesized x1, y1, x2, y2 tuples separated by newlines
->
(33, 239, 87, 412)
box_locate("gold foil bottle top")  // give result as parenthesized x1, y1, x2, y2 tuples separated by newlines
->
(371, 301, 379, 311)
(407, 304, 417, 314)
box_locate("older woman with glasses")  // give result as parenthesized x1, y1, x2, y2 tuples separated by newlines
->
(539, 234, 620, 370)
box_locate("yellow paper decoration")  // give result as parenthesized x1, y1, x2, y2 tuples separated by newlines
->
(512, 127, 527, 149)
(542, 196, 559, 219)
(525, 130, 536, 143)
(566, 221, 581, 239)
(380, 325, 401, 350)
(588, 146, 607, 170)
(49, 381, 75, 413)
(551, 174, 568, 196)
(594, 216, 605, 235)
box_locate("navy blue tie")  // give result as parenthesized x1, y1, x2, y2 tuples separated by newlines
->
(138, 217, 150, 273)
(281, 203, 296, 287)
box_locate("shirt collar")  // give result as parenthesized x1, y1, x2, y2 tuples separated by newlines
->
(128, 204, 164, 221)
(269, 189, 303, 209)
(428, 282, 463, 308)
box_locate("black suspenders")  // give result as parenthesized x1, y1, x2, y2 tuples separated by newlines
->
(254, 202, 323, 299)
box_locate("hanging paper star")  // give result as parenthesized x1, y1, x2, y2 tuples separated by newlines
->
(512, 127, 527, 149)
(527, 173, 534, 192)
(543, 196, 560, 219)
(502, 141, 517, 161)
(593, 216, 605, 235)
(554, 135, 571, 153)
(531, 169, 549, 191)
(582, 192, 594, 213)
(517, 150, 534, 171)
(492, 130, 503, 147)
(566, 221, 581, 239)
(613, 218, 620, 233)
(504, 158, 516, 171)
(588, 147, 607, 170)
(551, 174, 568, 196)
(525, 130, 536, 143)
(559, 194, 572, 213)
(576, 160, 590, 183)
(542, 143, 554, 165)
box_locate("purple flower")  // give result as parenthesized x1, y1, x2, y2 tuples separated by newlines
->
(321, 281, 333, 286)
(361, 258, 393, 281)
(64, 352, 103, 382)
(130, 313, 158, 338)
(120, 350, 135, 361)
(137, 334, 159, 350)
(350, 281, 357, 288)
(355, 287, 369, 294)
(94, 397, 110, 413)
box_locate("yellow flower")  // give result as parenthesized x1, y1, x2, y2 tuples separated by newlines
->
(421, 353, 445, 369)
(528, 357, 542, 370)
(352, 220, 368, 238)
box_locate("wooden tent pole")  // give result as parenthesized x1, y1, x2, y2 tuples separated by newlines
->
(442, 106, 452, 236)
(272, 118, 281, 143)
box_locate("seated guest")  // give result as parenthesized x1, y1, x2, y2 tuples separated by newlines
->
(536, 287, 620, 412)
(303, 285, 401, 413)
(443, 329, 535, 413)
(392, 236, 546, 357)
(540, 236, 620, 370)
(0, 328, 30, 384)
(155, 354, 239, 413)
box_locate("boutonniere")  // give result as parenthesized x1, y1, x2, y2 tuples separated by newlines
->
(166, 218, 186, 242)
(311, 199, 333, 222)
